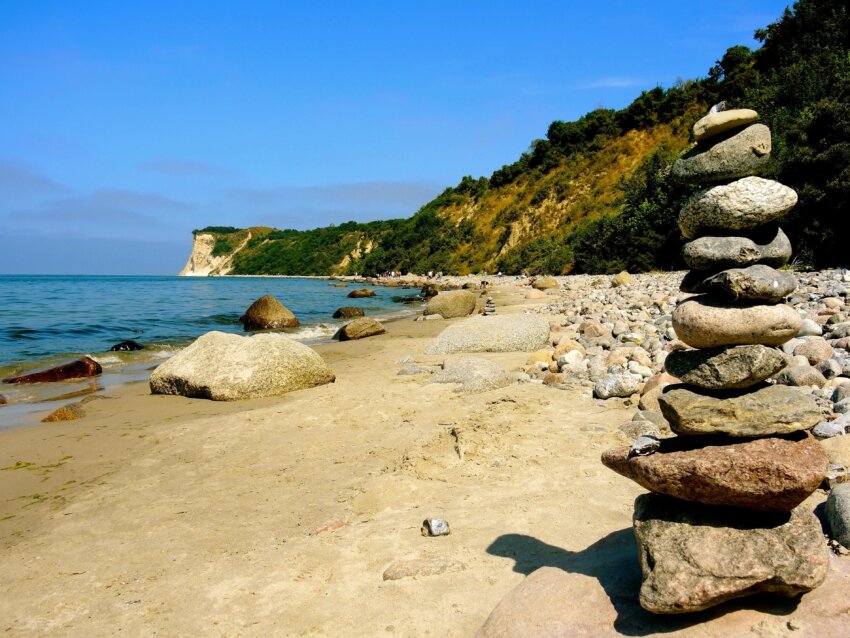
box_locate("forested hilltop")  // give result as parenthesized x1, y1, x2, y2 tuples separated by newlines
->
(191, 0, 848, 277)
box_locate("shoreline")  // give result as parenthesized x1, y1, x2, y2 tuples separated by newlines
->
(2, 272, 844, 636)
(4, 281, 620, 637)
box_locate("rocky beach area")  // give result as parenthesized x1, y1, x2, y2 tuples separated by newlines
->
(2, 264, 850, 636)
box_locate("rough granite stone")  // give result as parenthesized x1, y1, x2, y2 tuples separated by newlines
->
(793, 338, 835, 365)
(430, 358, 513, 394)
(826, 483, 850, 549)
(664, 344, 786, 390)
(678, 177, 797, 239)
(672, 297, 802, 348)
(672, 123, 771, 185)
(633, 493, 829, 614)
(593, 373, 643, 399)
(425, 314, 550, 355)
(682, 227, 791, 271)
(658, 384, 821, 437)
(333, 317, 386, 341)
(602, 432, 827, 511)
(149, 331, 335, 400)
(239, 295, 299, 330)
(681, 265, 797, 303)
(423, 290, 477, 318)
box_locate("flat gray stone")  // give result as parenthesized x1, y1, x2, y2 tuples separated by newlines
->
(633, 494, 829, 614)
(425, 314, 550, 354)
(826, 483, 850, 549)
(672, 297, 801, 348)
(430, 358, 513, 394)
(693, 108, 759, 142)
(672, 123, 771, 185)
(682, 265, 797, 303)
(658, 384, 822, 436)
(682, 227, 791, 271)
(664, 344, 786, 390)
(678, 177, 797, 239)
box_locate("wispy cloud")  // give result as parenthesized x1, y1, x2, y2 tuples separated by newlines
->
(0, 160, 71, 196)
(225, 180, 442, 216)
(138, 158, 236, 178)
(2, 187, 193, 241)
(581, 77, 643, 89)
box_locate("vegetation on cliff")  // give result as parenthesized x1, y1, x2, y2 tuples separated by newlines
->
(192, 0, 848, 276)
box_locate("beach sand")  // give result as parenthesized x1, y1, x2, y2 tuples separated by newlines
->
(0, 285, 838, 636)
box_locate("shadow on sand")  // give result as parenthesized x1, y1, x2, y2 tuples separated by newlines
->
(486, 529, 801, 636)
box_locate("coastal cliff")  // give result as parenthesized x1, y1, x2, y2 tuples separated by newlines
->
(179, 231, 249, 276)
(181, 0, 850, 276)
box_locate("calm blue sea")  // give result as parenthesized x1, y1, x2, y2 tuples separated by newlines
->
(0, 275, 418, 376)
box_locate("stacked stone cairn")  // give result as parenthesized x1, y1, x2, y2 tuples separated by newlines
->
(602, 107, 831, 614)
(483, 297, 496, 316)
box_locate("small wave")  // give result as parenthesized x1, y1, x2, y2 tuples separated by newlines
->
(288, 324, 337, 341)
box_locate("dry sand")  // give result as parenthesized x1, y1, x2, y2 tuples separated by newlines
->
(0, 286, 838, 636)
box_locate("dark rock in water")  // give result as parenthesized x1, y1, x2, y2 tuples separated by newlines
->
(658, 384, 821, 437)
(664, 344, 786, 390)
(240, 295, 299, 331)
(4, 356, 103, 384)
(332, 307, 364, 319)
(420, 283, 442, 298)
(682, 226, 791, 271)
(391, 294, 422, 304)
(602, 432, 827, 511)
(0, 394, 6, 405)
(683, 264, 797, 303)
(633, 493, 829, 613)
(347, 288, 375, 298)
(110, 340, 144, 352)
(672, 123, 771, 184)
(334, 317, 386, 341)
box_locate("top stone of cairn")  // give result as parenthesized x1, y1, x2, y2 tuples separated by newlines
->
(693, 108, 759, 143)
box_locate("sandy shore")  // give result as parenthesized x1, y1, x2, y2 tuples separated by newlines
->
(0, 282, 838, 636)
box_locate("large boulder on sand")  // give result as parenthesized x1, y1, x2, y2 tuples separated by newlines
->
(334, 317, 385, 341)
(532, 276, 559, 290)
(149, 331, 335, 400)
(424, 290, 477, 318)
(239, 295, 299, 330)
(425, 314, 549, 355)
(430, 358, 513, 394)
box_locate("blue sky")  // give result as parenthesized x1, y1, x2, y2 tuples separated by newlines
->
(0, 0, 790, 274)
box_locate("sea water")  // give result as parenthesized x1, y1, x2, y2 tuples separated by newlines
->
(0, 275, 420, 427)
